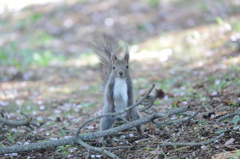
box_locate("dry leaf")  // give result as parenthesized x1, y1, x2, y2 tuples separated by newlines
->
(223, 99, 234, 105)
(224, 138, 235, 146)
(156, 89, 164, 99)
(212, 150, 238, 159)
(147, 123, 154, 131)
(214, 111, 227, 118)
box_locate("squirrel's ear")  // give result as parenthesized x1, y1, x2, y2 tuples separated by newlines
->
(124, 45, 129, 63)
(124, 53, 129, 64)
(111, 54, 117, 63)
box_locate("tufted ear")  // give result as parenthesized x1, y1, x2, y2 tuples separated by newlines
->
(123, 51, 129, 63)
(111, 54, 118, 64)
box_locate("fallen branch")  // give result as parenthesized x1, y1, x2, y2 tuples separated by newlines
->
(76, 138, 120, 159)
(0, 113, 38, 129)
(0, 85, 193, 158)
(104, 146, 132, 150)
(153, 106, 203, 126)
(160, 133, 225, 146)
(75, 84, 156, 137)
(140, 89, 164, 112)
(0, 106, 191, 154)
(216, 112, 239, 122)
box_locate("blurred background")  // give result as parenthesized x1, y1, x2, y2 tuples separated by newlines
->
(0, 0, 240, 157)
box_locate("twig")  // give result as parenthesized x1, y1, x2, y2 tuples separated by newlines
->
(152, 121, 171, 136)
(104, 146, 132, 150)
(85, 150, 90, 159)
(76, 138, 120, 159)
(80, 106, 190, 141)
(20, 112, 28, 119)
(154, 106, 203, 126)
(140, 89, 159, 112)
(0, 106, 191, 154)
(74, 84, 156, 137)
(0, 115, 38, 127)
(216, 112, 238, 122)
(160, 133, 224, 146)
(141, 96, 154, 106)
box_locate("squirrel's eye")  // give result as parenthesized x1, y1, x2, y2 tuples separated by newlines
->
(126, 65, 129, 68)
(113, 66, 115, 69)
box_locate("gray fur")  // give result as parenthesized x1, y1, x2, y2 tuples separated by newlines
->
(92, 34, 143, 142)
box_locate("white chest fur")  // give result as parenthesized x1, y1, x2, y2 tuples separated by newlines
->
(114, 78, 128, 115)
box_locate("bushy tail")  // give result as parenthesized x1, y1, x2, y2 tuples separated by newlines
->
(91, 33, 122, 87)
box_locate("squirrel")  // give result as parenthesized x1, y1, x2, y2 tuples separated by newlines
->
(92, 33, 143, 142)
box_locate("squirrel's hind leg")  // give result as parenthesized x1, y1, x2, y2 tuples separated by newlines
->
(130, 108, 144, 137)
(100, 116, 115, 131)
(98, 116, 115, 145)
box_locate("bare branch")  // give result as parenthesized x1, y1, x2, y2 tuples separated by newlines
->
(85, 150, 90, 159)
(160, 133, 224, 146)
(0, 137, 75, 154)
(216, 112, 239, 122)
(20, 112, 29, 119)
(80, 106, 190, 141)
(140, 89, 158, 112)
(76, 138, 120, 159)
(75, 84, 156, 137)
(104, 146, 132, 150)
(154, 106, 203, 126)
(0, 115, 38, 128)
(0, 106, 191, 154)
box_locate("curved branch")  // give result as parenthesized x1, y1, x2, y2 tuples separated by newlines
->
(76, 138, 120, 159)
(154, 106, 203, 126)
(75, 84, 156, 137)
(0, 106, 190, 154)
(0, 116, 38, 127)
(160, 133, 224, 146)
(216, 112, 239, 122)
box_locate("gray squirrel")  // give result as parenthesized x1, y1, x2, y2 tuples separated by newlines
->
(92, 33, 143, 142)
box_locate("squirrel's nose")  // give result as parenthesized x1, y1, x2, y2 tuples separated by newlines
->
(119, 71, 123, 76)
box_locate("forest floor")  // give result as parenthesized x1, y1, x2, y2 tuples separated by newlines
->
(0, 0, 240, 158)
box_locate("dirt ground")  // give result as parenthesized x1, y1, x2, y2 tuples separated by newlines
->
(0, 0, 240, 158)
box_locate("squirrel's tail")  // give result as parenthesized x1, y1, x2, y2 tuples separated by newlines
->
(91, 33, 122, 87)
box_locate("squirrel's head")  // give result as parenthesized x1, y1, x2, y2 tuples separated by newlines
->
(111, 52, 130, 79)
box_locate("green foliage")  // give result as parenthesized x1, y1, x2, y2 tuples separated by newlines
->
(59, 128, 67, 137)
(160, 150, 169, 158)
(146, 147, 154, 151)
(232, 115, 240, 126)
(215, 130, 227, 134)
(207, 149, 213, 153)
(33, 51, 61, 66)
(56, 145, 71, 156)
(30, 12, 42, 23)
(236, 150, 240, 156)
(143, 0, 159, 7)
(215, 16, 224, 25)
(231, 21, 240, 32)
(173, 103, 178, 108)
(81, 102, 96, 108)
(229, 150, 240, 159)
(154, 100, 159, 105)
(6, 131, 19, 145)
(0, 43, 64, 71)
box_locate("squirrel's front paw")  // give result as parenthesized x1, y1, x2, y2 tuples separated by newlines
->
(95, 137, 107, 147)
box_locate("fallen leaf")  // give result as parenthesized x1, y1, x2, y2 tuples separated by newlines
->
(214, 111, 227, 118)
(224, 138, 235, 146)
(147, 123, 154, 131)
(223, 99, 234, 105)
(156, 89, 164, 98)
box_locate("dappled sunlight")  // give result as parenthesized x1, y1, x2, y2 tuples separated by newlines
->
(1, 0, 240, 158)
(0, 0, 65, 12)
(65, 53, 99, 67)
